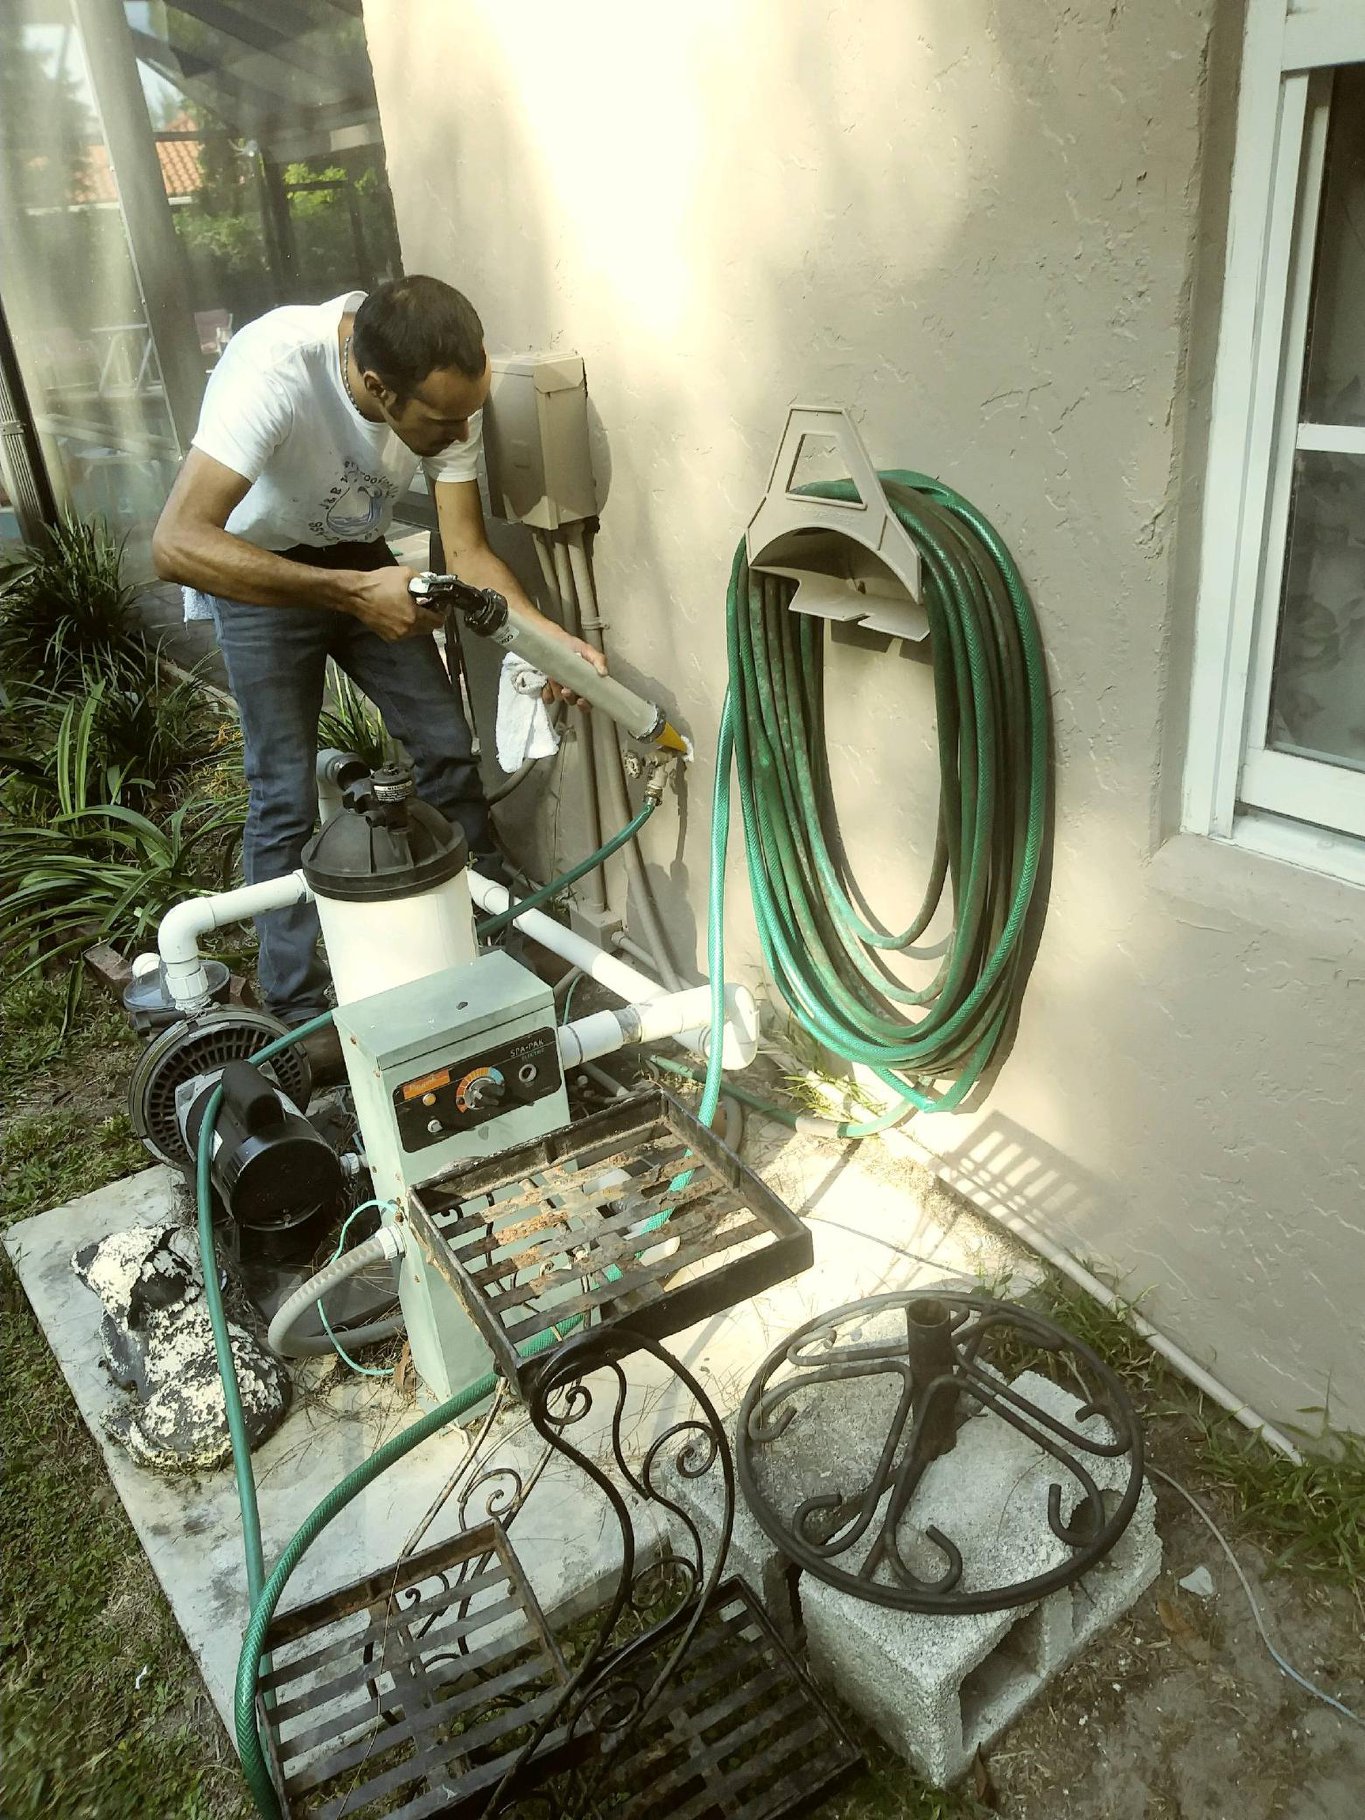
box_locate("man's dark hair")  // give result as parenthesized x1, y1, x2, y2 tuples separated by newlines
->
(352, 276, 485, 401)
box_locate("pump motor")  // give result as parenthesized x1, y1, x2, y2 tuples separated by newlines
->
(178, 1060, 342, 1261)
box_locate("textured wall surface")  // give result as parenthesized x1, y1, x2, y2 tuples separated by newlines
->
(365, 0, 1364, 1430)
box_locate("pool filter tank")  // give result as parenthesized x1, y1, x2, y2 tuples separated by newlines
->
(300, 761, 478, 1006)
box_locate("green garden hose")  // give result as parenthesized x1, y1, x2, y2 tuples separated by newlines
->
(475, 798, 657, 938)
(206, 466, 1043, 1817)
(721, 473, 1048, 1121)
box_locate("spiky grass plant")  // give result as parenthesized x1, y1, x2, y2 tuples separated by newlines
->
(316, 662, 392, 772)
(0, 796, 245, 993)
(0, 518, 143, 686)
(1, 655, 236, 822)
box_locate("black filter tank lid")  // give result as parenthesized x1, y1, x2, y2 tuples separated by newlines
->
(301, 765, 468, 904)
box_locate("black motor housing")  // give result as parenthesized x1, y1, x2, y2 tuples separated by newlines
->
(183, 1060, 342, 1262)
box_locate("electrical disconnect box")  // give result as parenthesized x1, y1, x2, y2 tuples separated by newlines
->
(482, 352, 598, 529)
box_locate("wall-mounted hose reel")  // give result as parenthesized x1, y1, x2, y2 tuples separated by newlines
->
(728, 405, 1050, 1119)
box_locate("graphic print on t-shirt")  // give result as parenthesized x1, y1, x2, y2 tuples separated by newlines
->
(310, 457, 400, 540)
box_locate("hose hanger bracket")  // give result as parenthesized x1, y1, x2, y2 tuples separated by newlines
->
(746, 404, 928, 644)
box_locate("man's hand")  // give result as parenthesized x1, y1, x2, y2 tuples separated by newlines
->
(543, 633, 608, 709)
(346, 566, 445, 642)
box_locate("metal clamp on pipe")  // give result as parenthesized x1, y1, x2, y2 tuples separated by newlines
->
(410, 571, 690, 756)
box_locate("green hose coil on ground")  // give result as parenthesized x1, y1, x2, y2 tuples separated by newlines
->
(726, 471, 1049, 1119)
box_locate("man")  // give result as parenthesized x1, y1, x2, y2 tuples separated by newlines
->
(153, 274, 601, 1039)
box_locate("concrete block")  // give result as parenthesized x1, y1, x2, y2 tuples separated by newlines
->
(744, 1369, 1161, 1786)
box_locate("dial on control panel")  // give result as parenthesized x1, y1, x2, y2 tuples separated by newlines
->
(392, 1030, 561, 1154)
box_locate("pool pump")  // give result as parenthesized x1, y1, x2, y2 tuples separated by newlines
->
(178, 1059, 342, 1261)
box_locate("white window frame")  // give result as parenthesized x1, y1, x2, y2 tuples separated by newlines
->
(1183, 0, 1365, 872)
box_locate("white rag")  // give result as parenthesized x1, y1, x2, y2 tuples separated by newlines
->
(495, 652, 561, 771)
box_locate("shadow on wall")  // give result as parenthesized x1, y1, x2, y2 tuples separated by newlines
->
(942, 1111, 1127, 1274)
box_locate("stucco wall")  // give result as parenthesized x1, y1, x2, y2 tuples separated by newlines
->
(365, 0, 1364, 1432)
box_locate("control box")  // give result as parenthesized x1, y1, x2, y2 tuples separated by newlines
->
(333, 950, 570, 1208)
(482, 352, 597, 529)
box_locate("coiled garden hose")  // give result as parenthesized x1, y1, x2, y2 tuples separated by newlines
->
(723, 472, 1048, 1119)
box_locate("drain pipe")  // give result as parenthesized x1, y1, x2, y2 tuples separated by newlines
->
(564, 529, 683, 989)
(545, 533, 609, 919)
(159, 872, 312, 1011)
(990, 1207, 1307, 1464)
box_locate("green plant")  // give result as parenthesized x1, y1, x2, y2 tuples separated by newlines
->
(0, 519, 143, 687)
(1, 674, 148, 817)
(2, 655, 237, 823)
(316, 661, 392, 771)
(1200, 1419, 1365, 1589)
(86, 657, 233, 795)
(0, 797, 245, 991)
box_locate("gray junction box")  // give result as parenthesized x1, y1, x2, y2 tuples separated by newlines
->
(482, 352, 598, 529)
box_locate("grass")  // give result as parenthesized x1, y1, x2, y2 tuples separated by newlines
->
(1200, 1421, 1365, 1589)
(1024, 1267, 1365, 1592)
(0, 971, 250, 1820)
(824, 1746, 988, 1820)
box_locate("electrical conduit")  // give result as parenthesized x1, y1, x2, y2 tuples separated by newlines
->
(566, 528, 683, 988)
(265, 1225, 403, 1361)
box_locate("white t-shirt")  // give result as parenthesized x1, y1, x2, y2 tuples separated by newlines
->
(184, 290, 481, 617)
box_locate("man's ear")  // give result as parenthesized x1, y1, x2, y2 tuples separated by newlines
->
(361, 369, 396, 409)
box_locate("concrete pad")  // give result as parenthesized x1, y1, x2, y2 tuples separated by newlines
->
(5, 1119, 1039, 1744)
(4, 1166, 663, 1734)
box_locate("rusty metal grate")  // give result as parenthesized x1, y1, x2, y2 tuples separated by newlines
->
(405, 1090, 813, 1391)
(260, 1520, 571, 1819)
(591, 1579, 861, 1820)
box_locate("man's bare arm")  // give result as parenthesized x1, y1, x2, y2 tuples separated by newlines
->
(152, 451, 441, 641)
(432, 478, 607, 694)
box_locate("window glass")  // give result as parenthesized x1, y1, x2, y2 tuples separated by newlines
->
(1267, 68, 1365, 776)
(1268, 450, 1365, 772)
(0, 1, 402, 567)
(0, 3, 179, 553)
(1299, 65, 1365, 428)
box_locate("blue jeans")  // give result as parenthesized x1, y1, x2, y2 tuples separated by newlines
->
(208, 594, 490, 1021)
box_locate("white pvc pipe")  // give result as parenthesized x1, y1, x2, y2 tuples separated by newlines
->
(470, 869, 668, 1002)
(470, 871, 756, 1069)
(559, 984, 757, 1070)
(159, 871, 312, 1011)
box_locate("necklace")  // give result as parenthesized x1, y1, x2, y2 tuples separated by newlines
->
(340, 333, 366, 418)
